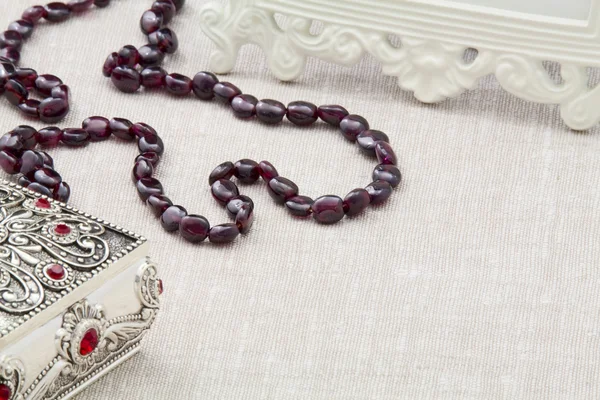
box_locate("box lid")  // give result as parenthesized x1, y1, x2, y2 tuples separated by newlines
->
(0, 181, 147, 349)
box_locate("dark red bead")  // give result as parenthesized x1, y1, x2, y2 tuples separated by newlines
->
(18, 99, 40, 118)
(152, 1, 176, 23)
(131, 122, 157, 139)
(7, 20, 34, 39)
(365, 181, 393, 205)
(102, 52, 118, 77)
(172, 0, 185, 10)
(61, 128, 90, 147)
(83, 116, 111, 141)
(209, 223, 239, 244)
(111, 66, 141, 93)
(50, 84, 69, 100)
(53, 181, 70, 202)
(357, 130, 389, 155)
(38, 126, 63, 146)
(0, 30, 23, 51)
(132, 159, 154, 182)
(136, 177, 163, 201)
(213, 82, 241, 103)
(285, 195, 313, 217)
(208, 161, 234, 185)
(373, 164, 401, 188)
(180, 214, 210, 243)
(211, 179, 239, 206)
(340, 114, 369, 141)
(375, 141, 397, 165)
(343, 188, 370, 216)
(136, 151, 160, 166)
(44, 3, 72, 22)
(317, 104, 349, 126)
(117, 45, 139, 67)
(19, 150, 44, 175)
(22, 6, 48, 23)
(226, 195, 254, 217)
(165, 73, 192, 96)
(233, 159, 259, 183)
(18, 175, 31, 187)
(0, 47, 19, 63)
(258, 160, 278, 182)
(0, 151, 21, 174)
(32, 167, 62, 188)
(0, 61, 16, 80)
(28, 182, 53, 197)
(256, 99, 286, 124)
(39, 151, 54, 167)
(38, 97, 69, 123)
(67, 0, 94, 12)
(0, 132, 24, 156)
(137, 44, 165, 67)
(312, 195, 345, 224)
(146, 194, 172, 217)
(35, 74, 63, 96)
(110, 118, 135, 140)
(93, 0, 111, 7)
(5, 79, 28, 105)
(140, 9, 163, 35)
(231, 94, 258, 118)
(8, 125, 37, 150)
(138, 134, 164, 155)
(12, 68, 37, 88)
(267, 176, 298, 204)
(148, 27, 178, 53)
(192, 71, 218, 100)
(287, 101, 318, 126)
(160, 205, 187, 231)
(235, 205, 253, 234)
(141, 66, 166, 88)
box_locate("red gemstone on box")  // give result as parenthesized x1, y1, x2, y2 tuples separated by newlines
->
(46, 264, 65, 280)
(54, 223, 71, 235)
(79, 328, 99, 356)
(35, 198, 51, 209)
(0, 384, 11, 400)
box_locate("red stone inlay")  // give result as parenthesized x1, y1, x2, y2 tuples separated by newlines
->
(158, 279, 164, 295)
(79, 328, 99, 356)
(35, 198, 52, 209)
(46, 264, 65, 281)
(54, 223, 71, 235)
(0, 384, 11, 400)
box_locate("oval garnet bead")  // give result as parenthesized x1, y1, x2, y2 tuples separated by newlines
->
(61, 128, 90, 146)
(141, 66, 166, 88)
(373, 164, 401, 188)
(287, 101, 318, 126)
(94, 0, 111, 7)
(38, 126, 63, 146)
(54, 181, 70, 202)
(226, 195, 254, 217)
(102, 52, 118, 77)
(375, 141, 397, 165)
(44, 3, 72, 22)
(343, 188, 371, 216)
(12, 68, 38, 88)
(5, 79, 28, 106)
(22, 6, 48, 23)
(180, 214, 210, 243)
(267, 176, 298, 204)
(18, 99, 40, 118)
(312, 195, 345, 224)
(146, 194, 172, 217)
(19, 150, 44, 175)
(28, 182, 53, 197)
(148, 27, 178, 53)
(317, 104, 349, 126)
(192, 71, 218, 100)
(140, 9, 163, 35)
(50, 84, 69, 100)
(136, 151, 160, 166)
(285, 195, 313, 217)
(0, 151, 21, 174)
(213, 82, 241, 103)
(365, 181, 393, 205)
(8, 20, 34, 39)
(136, 177, 163, 201)
(117, 45, 139, 67)
(209, 223, 239, 244)
(160, 205, 187, 231)
(138, 134, 164, 155)
(152, 1, 176, 23)
(12, 125, 38, 149)
(208, 162, 235, 185)
(39, 151, 54, 167)
(258, 160, 278, 182)
(211, 179, 239, 205)
(0, 132, 24, 155)
(38, 97, 69, 123)
(110, 118, 135, 141)
(32, 167, 62, 188)
(35, 74, 63, 96)
(340, 114, 369, 141)
(132, 159, 154, 182)
(357, 130, 390, 155)
(256, 99, 286, 124)
(235, 205, 254, 234)
(231, 94, 258, 118)
(165, 73, 192, 96)
(138, 44, 165, 67)
(67, 0, 94, 12)
(233, 159, 259, 184)
(111, 66, 141, 93)
(131, 123, 157, 139)
(83, 116, 111, 141)
(0, 30, 23, 51)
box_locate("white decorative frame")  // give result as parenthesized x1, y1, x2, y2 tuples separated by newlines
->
(199, 0, 600, 130)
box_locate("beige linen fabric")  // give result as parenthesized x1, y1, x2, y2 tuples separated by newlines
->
(2, 1, 600, 399)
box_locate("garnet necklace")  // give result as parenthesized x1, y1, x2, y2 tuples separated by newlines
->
(0, 0, 402, 245)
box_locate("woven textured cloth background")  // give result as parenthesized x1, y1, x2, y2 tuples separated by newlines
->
(2, 1, 600, 399)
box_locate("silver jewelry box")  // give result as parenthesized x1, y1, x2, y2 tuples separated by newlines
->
(0, 181, 161, 400)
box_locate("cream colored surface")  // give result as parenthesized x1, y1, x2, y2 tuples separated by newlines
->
(1, 1, 600, 399)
